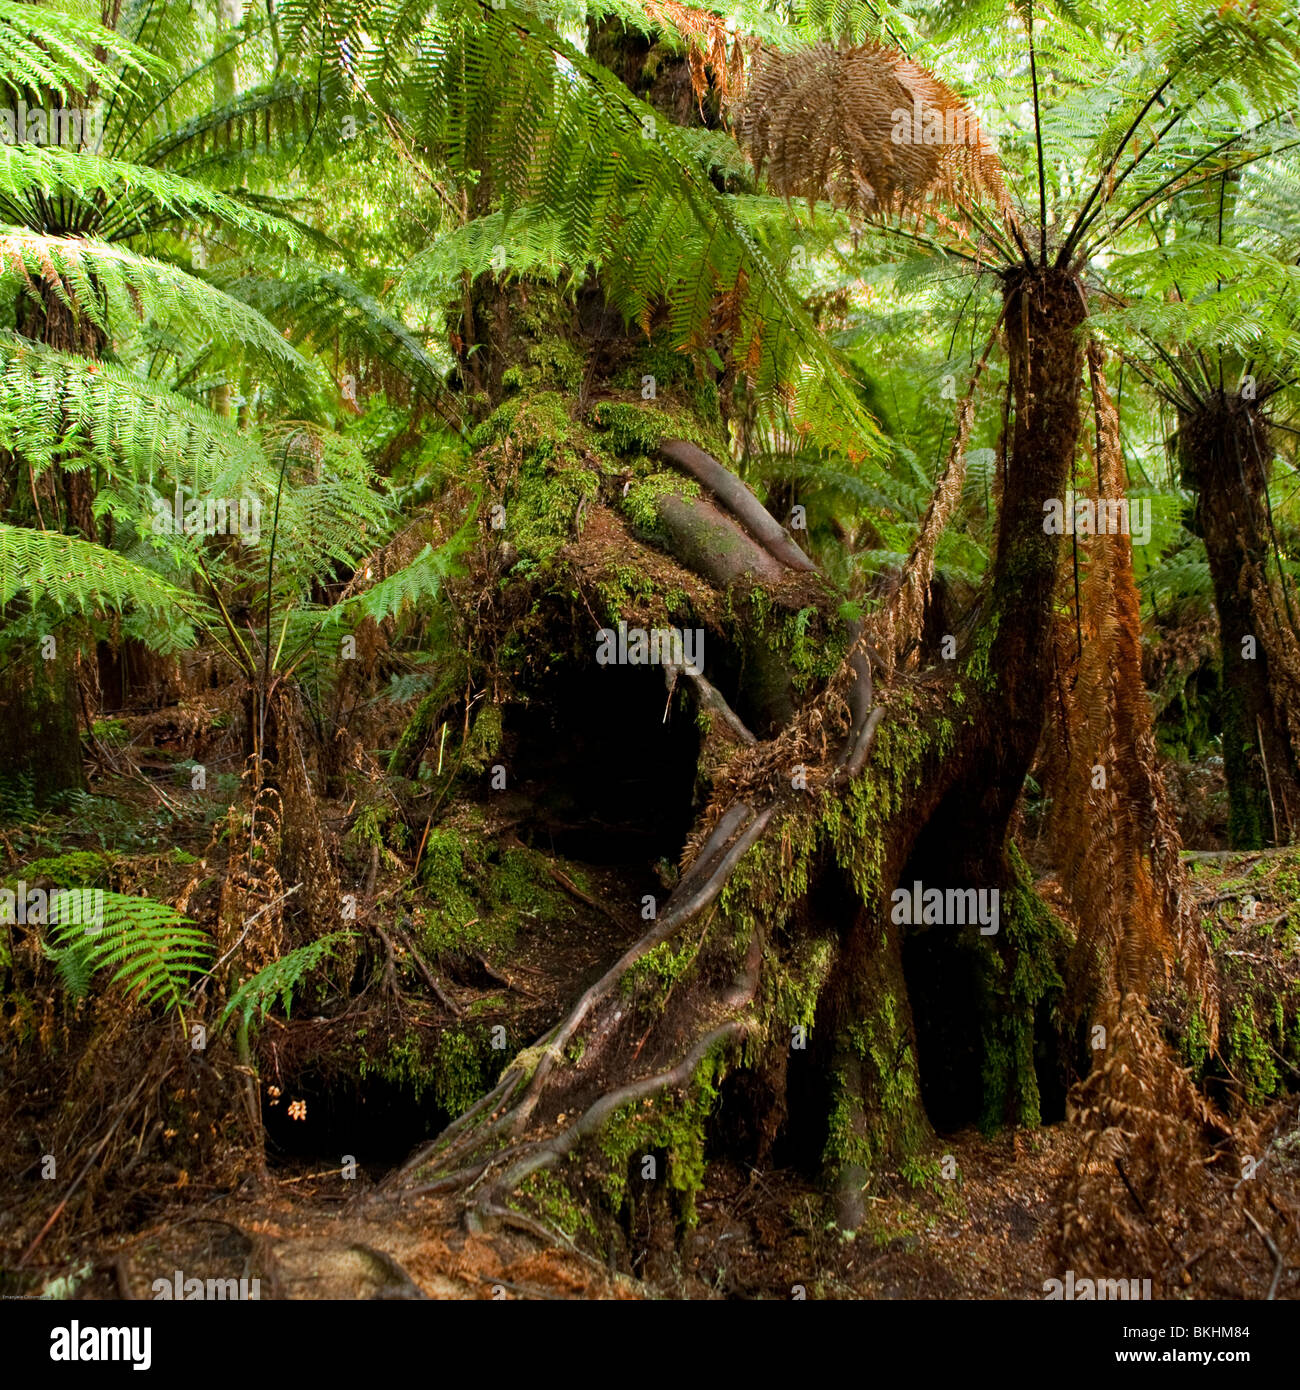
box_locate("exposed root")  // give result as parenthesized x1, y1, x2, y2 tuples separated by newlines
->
(395, 438, 896, 1214)
(659, 438, 815, 573)
(390, 920, 463, 1016)
(654, 491, 788, 585)
(666, 660, 757, 745)
(502, 804, 773, 1135)
(476, 1020, 751, 1210)
(838, 706, 884, 785)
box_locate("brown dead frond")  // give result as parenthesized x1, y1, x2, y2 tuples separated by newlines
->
(739, 41, 1006, 218)
(1051, 345, 1227, 1286)
(866, 304, 1005, 674)
(643, 1, 749, 108)
(1248, 551, 1300, 774)
(1048, 343, 1217, 1029)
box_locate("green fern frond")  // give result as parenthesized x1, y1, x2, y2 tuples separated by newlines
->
(228, 264, 460, 422)
(0, 228, 311, 377)
(322, 0, 887, 457)
(342, 518, 473, 627)
(0, 522, 202, 643)
(0, 143, 305, 249)
(134, 78, 345, 175)
(401, 209, 572, 297)
(0, 0, 161, 101)
(1141, 540, 1213, 614)
(42, 891, 211, 1018)
(220, 931, 355, 1031)
(0, 331, 267, 485)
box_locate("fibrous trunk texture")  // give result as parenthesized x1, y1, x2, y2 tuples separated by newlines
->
(1179, 393, 1300, 847)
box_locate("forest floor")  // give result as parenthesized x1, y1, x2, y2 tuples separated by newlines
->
(5, 748, 1300, 1301)
(60, 1125, 1082, 1301)
(58, 1101, 1300, 1300)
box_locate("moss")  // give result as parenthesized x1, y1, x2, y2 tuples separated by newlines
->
(431, 1027, 495, 1115)
(975, 845, 1067, 1132)
(465, 993, 509, 1017)
(898, 1155, 946, 1194)
(354, 1024, 494, 1114)
(622, 934, 701, 1011)
(822, 690, 947, 905)
(782, 605, 844, 693)
(89, 719, 129, 746)
(485, 844, 565, 915)
(762, 933, 833, 1038)
(20, 851, 112, 887)
(718, 816, 816, 928)
(459, 703, 503, 776)
(473, 391, 580, 462)
(526, 338, 586, 393)
(608, 340, 723, 429)
(1182, 1008, 1211, 1074)
(357, 1027, 428, 1099)
(621, 471, 699, 536)
(588, 401, 670, 456)
(514, 1168, 600, 1243)
(596, 1041, 729, 1225)
(963, 610, 1001, 691)
(416, 831, 569, 958)
(511, 464, 600, 563)
(824, 988, 930, 1179)
(1226, 1005, 1281, 1106)
(417, 829, 478, 936)
(595, 562, 662, 622)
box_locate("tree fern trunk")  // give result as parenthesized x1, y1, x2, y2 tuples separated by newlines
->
(0, 281, 107, 803)
(1180, 394, 1300, 847)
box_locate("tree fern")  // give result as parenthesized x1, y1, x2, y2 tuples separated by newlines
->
(0, 229, 311, 379)
(288, 0, 889, 456)
(0, 331, 269, 485)
(228, 263, 462, 426)
(132, 78, 345, 175)
(0, 143, 308, 248)
(0, 0, 160, 99)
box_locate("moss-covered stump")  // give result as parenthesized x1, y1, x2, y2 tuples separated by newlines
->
(376, 270, 1096, 1262)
